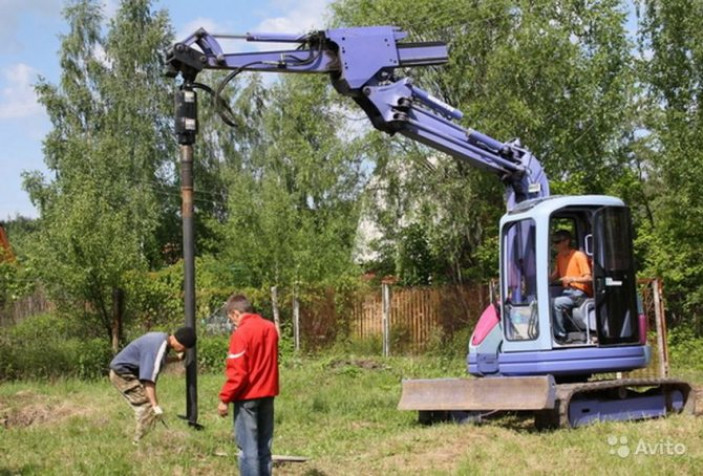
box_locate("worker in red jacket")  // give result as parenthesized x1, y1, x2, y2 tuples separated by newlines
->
(218, 294, 279, 476)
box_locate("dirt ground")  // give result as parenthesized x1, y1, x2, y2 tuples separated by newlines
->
(0, 390, 89, 429)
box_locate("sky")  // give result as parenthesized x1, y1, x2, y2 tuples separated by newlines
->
(0, 0, 333, 220)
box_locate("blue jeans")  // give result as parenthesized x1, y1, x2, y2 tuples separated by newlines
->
(234, 397, 275, 476)
(553, 288, 586, 338)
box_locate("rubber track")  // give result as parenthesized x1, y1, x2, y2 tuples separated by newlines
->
(534, 378, 694, 429)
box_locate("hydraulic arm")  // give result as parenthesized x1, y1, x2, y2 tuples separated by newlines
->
(165, 25, 549, 210)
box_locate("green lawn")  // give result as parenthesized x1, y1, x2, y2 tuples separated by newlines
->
(1, 355, 701, 475)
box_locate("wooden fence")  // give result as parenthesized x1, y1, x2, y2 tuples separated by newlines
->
(349, 283, 489, 353)
(3, 279, 670, 379)
(343, 279, 669, 378)
(0, 288, 53, 327)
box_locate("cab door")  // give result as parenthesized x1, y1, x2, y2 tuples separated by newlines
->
(593, 206, 639, 345)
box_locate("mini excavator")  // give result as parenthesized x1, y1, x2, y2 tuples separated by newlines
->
(165, 25, 700, 428)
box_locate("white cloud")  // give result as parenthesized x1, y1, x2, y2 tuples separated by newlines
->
(257, 0, 332, 34)
(0, 0, 62, 47)
(0, 64, 43, 120)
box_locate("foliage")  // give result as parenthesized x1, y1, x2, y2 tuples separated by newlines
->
(394, 223, 438, 285)
(0, 218, 40, 308)
(195, 334, 230, 374)
(0, 313, 112, 381)
(121, 257, 273, 337)
(214, 75, 367, 291)
(668, 324, 703, 371)
(122, 264, 184, 333)
(635, 0, 703, 326)
(0, 261, 36, 308)
(0, 216, 40, 259)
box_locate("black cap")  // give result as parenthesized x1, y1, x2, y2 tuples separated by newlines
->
(173, 327, 197, 348)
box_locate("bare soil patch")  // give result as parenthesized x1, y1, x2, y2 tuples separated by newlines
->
(0, 390, 87, 429)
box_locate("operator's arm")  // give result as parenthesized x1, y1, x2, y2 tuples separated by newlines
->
(562, 275, 591, 284)
(143, 381, 158, 407)
(565, 273, 592, 284)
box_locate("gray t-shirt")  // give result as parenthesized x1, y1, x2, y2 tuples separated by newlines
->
(110, 332, 169, 382)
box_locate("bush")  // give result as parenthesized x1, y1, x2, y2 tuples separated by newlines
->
(123, 266, 183, 331)
(196, 325, 296, 373)
(0, 313, 112, 381)
(0, 313, 295, 381)
(196, 334, 230, 373)
(668, 324, 703, 371)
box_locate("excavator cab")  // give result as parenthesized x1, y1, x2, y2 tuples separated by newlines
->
(469, 195, 649, 378)
(546, 203, 641, 347)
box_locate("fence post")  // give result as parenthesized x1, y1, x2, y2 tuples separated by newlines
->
(652, 278, 669, 378)
(271, 286, 281, 336)
(293, 289, 300, 352)
(111, 287, 124, 353)
(382, 282, 391, 357)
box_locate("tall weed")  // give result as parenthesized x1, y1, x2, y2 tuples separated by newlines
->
(668, 324, 703, 371)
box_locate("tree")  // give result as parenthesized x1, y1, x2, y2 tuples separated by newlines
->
(214, 75, 368, 289)
(23, 0, 175, 342)
(332, 0, 637, 283)
(636, 0, 703, 328)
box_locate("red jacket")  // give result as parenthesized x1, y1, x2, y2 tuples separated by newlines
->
(219, 313, 279, 402)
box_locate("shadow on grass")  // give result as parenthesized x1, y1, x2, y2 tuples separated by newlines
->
(414, 409, 549, 434)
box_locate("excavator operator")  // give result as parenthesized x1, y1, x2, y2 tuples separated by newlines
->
(550, 230, 592, 343)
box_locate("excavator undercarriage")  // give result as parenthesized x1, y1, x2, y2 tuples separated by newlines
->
(398, 376, 701, 429)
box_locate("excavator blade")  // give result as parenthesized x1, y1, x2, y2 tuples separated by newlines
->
(398, 376, 556, 411)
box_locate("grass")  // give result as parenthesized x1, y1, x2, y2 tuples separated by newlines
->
(1, 355, 702, 475)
